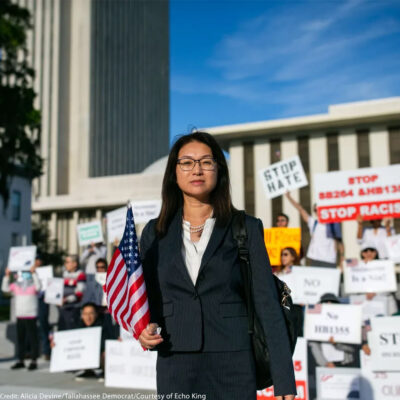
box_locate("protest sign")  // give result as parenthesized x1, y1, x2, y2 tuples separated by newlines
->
(264, 228, 301, 266)
(35, 266, 53, 291)
(258, 155, 308, 199)
(106, 207, 126, 243)
(257, 337, 308, 400)
(350, 294, 389, 322)
(360, 350, 400, 400)
(7, 246, 37, 271)
(44, 278, 64, 306)
(305, 304, 362, 344)
(50, 327, 101, 372)
(314, 164, 400, 223)
(344, 260, 397, 294)
(76, 221, 104, 246)
(105, 339, 157, 390)
(316, 367, 362, 400)
(279, 267, 341, 305)
(385, 235, 400, 263)
(369, 316, 400, 372)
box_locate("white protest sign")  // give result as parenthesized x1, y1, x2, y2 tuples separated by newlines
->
(35, 266, 53, 291)
(360, 350, 400, 400)
(106, 207, 126, 243)
(321, 343, 345, 362)
(50, 327, 101, 372)
(314, 164, 400, 223)
(344, 260, 397, 294)
(305, 303, 362, 344)
(316, 367, 362, 400)
(105, 339, 157, 390)
(7, 246, 37, 271)
(44, 278, 64, 306)
(350, 294, 388, 322)
(258, 155, 308, 199)
(369, 316, 400, 371)
(385, 235, 400, 263)
(279, 266, 341, 305)
(257, 337, 309, 400)
(119, 326, 134, 341)
(76, 220, 104, 246)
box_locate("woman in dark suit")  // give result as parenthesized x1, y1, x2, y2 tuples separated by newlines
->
(139, 132, 296, 400)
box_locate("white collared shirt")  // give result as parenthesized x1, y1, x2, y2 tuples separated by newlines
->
(181, 217, 216, 285)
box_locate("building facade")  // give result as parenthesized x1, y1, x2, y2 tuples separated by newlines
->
(207, 97, 400, 258)
(13, 0, 169, 257)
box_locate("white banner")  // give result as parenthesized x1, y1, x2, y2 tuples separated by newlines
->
(360, 350, 400, 400)
(106, 207, 126, 243)
(258, 155, 308, 200)
(44, 278, 64, 306)
(7, 246, 37, 271)
(305, 304, 362, 344)
(105, 339, 157, 390)
(50, 327, 101, 372)
(314, 164, 400, 223)
(35, 266, 53, 291)
(316, 367, 362, 400)
(76, 221, 104, 246)
(369, 316, 400, 372)
(344, 260, 397, 294)
(385, 235, 400, 263)
(279, 267, 341, 305)
(350, 294, 389, 322)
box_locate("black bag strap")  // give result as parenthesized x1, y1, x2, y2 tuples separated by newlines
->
(231, 211, 254, 334)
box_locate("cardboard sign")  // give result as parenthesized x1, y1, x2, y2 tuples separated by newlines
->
(257, 337, 308, 400)
(385, 235, 400, 263)
(349, 294, 389, 322)
(35, 266, 53, 291)
(105, 339, 157, 390)
(344, 260, 397, 294)
(316, 367, 362, 400)
(264, 228, 301, 266)
(305, 304, 362, 344)
(314, 164, 400, 223)
(369, 316, 400, 372)
(76, 221, 104, 246)
(44, 278, 64, 306)
(360, 350, 400, 400)
(50, 327, 101, 372)
(7, 246, 37, 271)
(259, 156, 308, 199)
(279, 266, 341, 305)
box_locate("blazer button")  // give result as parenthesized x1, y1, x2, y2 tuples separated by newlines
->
(193, 291, 199, 299)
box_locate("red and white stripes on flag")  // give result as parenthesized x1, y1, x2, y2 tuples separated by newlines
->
(104, 206, 150, 339)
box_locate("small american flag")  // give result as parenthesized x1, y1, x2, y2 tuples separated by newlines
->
(307, 304, 322, 314)
(104, 205, 150, 339)
(346, 258, 359, 267)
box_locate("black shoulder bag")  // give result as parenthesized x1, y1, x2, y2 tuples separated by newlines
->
(232, 211, 298, 390)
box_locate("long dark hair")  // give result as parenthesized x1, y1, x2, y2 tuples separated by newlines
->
(156, 131, 234, 237)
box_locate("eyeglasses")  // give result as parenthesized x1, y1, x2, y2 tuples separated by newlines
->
(362, 248, 376, 253)
(281, 252, 290, 256)
(177, 158, 216, 171)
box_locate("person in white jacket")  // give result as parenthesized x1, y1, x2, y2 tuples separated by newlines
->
(2, 265, 41, 370)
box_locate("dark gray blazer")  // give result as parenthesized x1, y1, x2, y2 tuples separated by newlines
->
(140, 211, 296, 395)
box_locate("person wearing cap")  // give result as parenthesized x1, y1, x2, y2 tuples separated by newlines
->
(357, 216, 395, 259)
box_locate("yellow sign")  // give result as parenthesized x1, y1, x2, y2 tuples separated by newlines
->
(264, 228, 301, 266)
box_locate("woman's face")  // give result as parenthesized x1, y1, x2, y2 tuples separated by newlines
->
(281, 249, 295, 268)
(81, 306, 97, 327)
(176, 141, 218, 201)
(361, 248, 377, 262)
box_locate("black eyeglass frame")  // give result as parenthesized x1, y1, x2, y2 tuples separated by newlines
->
(176, 157, 217, 171)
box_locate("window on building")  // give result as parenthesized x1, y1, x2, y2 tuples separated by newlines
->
(327, 133, 339, 171)
(11, 191, 21, 221)
(11, 233, 21, 246)
(357, 130, 370, 168)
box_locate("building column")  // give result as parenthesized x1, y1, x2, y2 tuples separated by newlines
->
(369, 126, 390, 167)
(229, 141, 245, 210)
(69, 210, 79, 255)
(253, 139, 271, 228)
(281, 136, 301, 228)
(338, 129, 358, 258)
(309, 134, 328, 206)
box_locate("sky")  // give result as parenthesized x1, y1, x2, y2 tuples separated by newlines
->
(169, 0, 400, 143)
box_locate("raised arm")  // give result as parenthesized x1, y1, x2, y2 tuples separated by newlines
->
(356, 215, 363, 240)
(285, 192, 310, 224)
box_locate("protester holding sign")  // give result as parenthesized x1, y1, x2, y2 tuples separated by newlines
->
(286, 192, 344, 268)
(58, 255, 86, 330)
(1, 264, 41, 370)
(80, 242, 107, 275)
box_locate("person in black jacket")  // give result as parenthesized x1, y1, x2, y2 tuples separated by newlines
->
(138, 131, 296, 400)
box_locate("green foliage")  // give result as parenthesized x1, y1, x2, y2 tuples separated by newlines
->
(0, 0, 42, 210)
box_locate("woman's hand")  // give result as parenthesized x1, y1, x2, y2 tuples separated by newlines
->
(276, 395, 295, 400)
(138, 323, 163, 349)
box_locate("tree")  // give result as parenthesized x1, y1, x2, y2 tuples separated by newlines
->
(0, 0, 42, 210)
